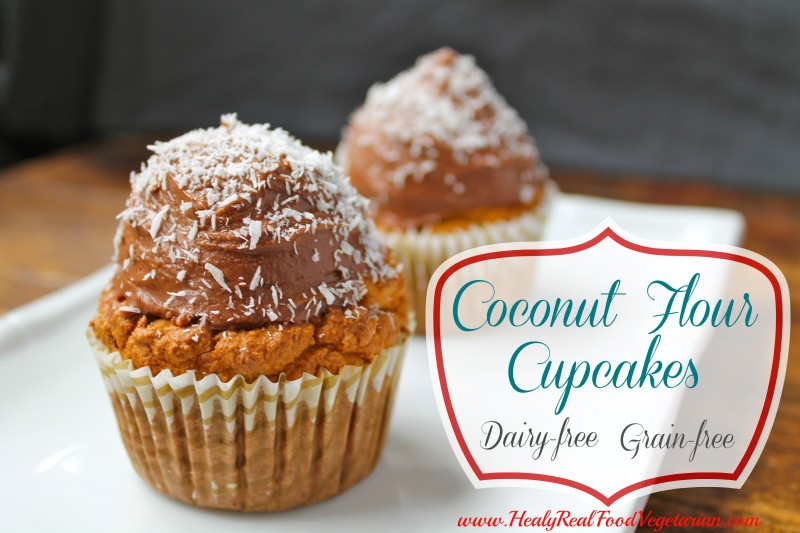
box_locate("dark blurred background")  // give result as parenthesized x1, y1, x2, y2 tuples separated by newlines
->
(1, 0, 798, 189)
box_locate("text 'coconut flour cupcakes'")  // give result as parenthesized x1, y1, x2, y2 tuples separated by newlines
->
(337, 48, 555, 332)
(88, 114, 411, 512)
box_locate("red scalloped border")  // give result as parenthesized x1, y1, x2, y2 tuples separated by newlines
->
(432, 227, 784, 506)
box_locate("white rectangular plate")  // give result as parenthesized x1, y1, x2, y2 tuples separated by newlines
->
(0, 193, 743, 532)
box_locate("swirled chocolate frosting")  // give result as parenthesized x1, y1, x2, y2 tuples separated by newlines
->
(338, 48, 549, 229)
(110, 114, 397, 329)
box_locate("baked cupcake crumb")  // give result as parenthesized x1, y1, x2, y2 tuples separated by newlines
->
(91, 274, 408, 381)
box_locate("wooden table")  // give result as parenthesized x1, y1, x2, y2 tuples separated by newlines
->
(0, 138, 797, 530)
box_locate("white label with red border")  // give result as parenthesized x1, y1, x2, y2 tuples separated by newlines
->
(426, 221, 789, 505)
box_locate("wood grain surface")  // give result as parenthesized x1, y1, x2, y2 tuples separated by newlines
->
(0, 137, 797, 530)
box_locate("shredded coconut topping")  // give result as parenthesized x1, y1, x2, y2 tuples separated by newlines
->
(115, 114, 395, 327)
(204, 262, 231, 292)
(344, 48, 537, 189)
(149, 205, 169, 239)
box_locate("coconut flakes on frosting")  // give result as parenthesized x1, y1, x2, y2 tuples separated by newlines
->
(113, 114, 396, 328)
(345, 48, 539, 189)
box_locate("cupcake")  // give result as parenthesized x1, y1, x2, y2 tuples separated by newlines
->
(338, 48, 554, 332)
(89, 114, 411, 511)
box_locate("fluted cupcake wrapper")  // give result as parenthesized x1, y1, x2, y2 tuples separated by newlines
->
(383, 183, 557, 333)
(89, 332, 407, 512)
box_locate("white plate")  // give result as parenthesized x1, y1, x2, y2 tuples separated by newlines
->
(542, 193, 744, 244)
(0, 193, 743, 532)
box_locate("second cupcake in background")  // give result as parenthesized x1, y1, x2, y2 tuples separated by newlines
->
(337, 48, 555, 332)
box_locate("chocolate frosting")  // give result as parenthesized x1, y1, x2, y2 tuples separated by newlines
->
(110, 115, 396, 329)
(338, 48, 548, 229)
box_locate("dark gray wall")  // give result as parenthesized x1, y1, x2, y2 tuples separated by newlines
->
(4, 1, 800, 189)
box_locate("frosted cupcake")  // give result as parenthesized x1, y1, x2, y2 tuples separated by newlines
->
(338, 48, 554, 332)
(89, 114, 411, 511)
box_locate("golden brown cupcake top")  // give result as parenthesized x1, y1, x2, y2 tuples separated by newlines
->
(339, 48, 549, 229)
(110, 114, 399, 330)
(92, 273, 408, 381)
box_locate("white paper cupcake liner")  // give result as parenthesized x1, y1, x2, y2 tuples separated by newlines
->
(89, 332, 408, 512)
(383, 182, 557, 333)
